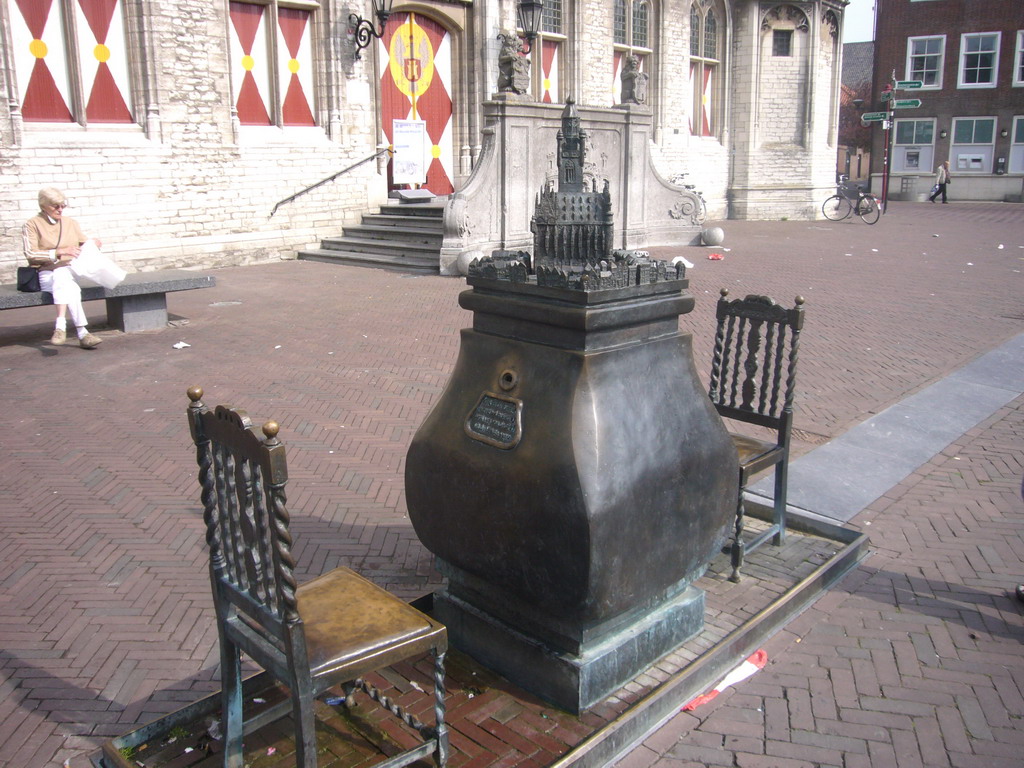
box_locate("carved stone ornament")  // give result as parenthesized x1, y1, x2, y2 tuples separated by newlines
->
(669, 190, 704, 226)
(620, 54, 649, 105)
(497, 32, 531, 95)
(761, 4, 810, 32)
(822, 10, 839, 40)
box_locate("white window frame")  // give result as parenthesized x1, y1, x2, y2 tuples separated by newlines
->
(950, 116, 996, 173)
(906, 35, 945, 90)
(958, 32, 1000, 89)
(1010, 116, 1024, 173)
(893, 118, 935, 173)
(1014, 31, 1024, 87)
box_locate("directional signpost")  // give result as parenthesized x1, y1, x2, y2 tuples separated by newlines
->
(871, 72, 929, 214)
(854, 73, 929, 215)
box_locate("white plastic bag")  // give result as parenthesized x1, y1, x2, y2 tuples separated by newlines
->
(69, 240, 126, 289)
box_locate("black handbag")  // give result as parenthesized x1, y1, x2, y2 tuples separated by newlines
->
(17, 266, 41, 292)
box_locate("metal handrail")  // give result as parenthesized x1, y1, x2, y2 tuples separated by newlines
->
(269, 148, 392, 218)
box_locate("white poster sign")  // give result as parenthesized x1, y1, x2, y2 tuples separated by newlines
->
(392, 120, 428, 185)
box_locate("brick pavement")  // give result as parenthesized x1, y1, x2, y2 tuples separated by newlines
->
(619, 396, 1024, 768)
(0, 201, 1021, 767)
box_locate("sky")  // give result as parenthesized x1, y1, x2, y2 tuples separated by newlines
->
(843, 0, 875, 43)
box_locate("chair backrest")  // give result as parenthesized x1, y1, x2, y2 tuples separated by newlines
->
(708, 289, 805, 438)
(186, 386, 302, 660)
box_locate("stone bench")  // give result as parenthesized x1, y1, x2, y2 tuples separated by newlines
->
(0, 269, 216, 332)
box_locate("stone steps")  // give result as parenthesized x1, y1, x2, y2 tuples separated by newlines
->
(297, 201, 444, 273)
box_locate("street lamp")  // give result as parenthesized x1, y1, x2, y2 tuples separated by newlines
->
(517, 0, 544, 53)
(349, 0, 396, 59)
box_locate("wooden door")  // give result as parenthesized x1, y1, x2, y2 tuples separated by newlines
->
(378, 12, 455, 194)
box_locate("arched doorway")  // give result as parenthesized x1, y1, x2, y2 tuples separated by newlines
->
(377, 12, 455, 195)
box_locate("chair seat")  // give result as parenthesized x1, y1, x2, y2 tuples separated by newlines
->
(298, 567, 447, 681)
(730, 432, 785, 482)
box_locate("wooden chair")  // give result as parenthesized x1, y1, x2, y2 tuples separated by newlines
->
(708, 290, 806, 582)
(186, 386, 448, 768)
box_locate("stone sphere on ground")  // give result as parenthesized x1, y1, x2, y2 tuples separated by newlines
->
(702, 227, 725, 246)
(456, 250, 485, 276)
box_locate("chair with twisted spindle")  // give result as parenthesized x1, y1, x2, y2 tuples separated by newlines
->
(186, 386, 448, 768)
(707, 290, 806, 582)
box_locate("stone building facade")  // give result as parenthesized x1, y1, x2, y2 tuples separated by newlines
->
(0, 0, 846, 277)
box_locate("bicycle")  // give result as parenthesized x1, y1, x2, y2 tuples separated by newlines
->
(822, 176, 880, 224)
(669, 172, 708, 224)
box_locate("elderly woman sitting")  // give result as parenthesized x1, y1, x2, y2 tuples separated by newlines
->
(22, 187, 103, 349)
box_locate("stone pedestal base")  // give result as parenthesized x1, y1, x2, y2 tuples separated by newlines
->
(433, 586, 705, 713)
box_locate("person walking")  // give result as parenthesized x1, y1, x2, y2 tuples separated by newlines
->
(928, 160, 951, 204)
(22, 187, 104, 349)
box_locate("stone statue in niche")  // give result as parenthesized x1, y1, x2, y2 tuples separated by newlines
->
(497, 32, 531, 95)
(620, 55, 649, 105)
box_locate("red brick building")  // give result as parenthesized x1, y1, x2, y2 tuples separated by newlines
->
(870, 0, 1024, 201)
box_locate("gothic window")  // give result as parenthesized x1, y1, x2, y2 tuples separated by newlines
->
(228, 0, 317, 127)
(615, 0, 628, 46)
(528, 0, 567, 103)
(690, 1, 722, 137)
(632, 2, 649, 49)
(8, 0, 135, 124)
(612, 0, 653, 106)
(773, 29, 793, 57)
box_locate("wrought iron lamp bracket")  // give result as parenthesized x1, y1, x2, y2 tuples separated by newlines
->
(349, 10, 391, 59)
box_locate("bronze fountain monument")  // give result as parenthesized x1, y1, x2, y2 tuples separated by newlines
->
(406, 100, 738, 712)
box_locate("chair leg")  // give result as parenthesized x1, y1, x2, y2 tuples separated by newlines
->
(729, 490, 745, 583)
(772, 461, 788, 546)
(433, 650, 449, 768)
(220, 636, 245, 768)
(292, 679, 318, 768)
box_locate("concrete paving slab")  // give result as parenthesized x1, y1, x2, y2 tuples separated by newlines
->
(751, 331, 1024, 521)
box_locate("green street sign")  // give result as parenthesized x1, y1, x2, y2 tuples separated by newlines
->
(893, 99, 922, 109)
(896, 80, 923, 89)
(861, 112, 887, 122)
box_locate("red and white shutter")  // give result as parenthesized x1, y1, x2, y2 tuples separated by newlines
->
(10, 0, 74, 121)
(229, 1, 272, 125)
(77, 0, 132, 122)
(277, 7, 315, 126)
